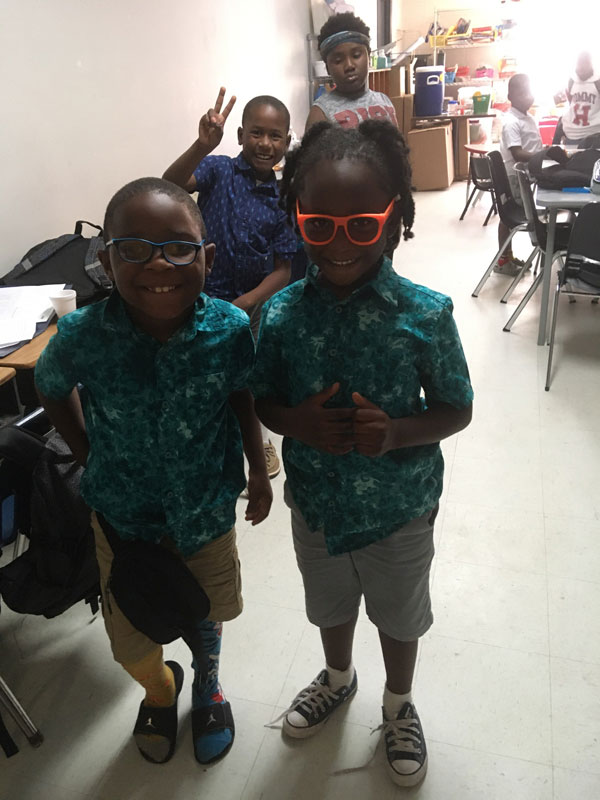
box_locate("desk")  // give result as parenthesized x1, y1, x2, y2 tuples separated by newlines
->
(464, 143, 489, 156)
(0, 324, 57, 369)
(535, 191, 597, 345)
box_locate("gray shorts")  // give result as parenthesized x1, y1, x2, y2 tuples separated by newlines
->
(285, 484, 436, 641)
(508, 173, 523, 207)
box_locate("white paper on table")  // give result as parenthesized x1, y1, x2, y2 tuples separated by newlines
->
(0, 284, 65, 346)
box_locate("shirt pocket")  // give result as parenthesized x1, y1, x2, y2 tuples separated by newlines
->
(179, 372, 230, 414)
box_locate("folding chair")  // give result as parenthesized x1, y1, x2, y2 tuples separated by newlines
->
(459, 154, 497, 226)
(503, 164, 573, 332)
(545, 202, 600, 390)
(471, 151, 535, 297)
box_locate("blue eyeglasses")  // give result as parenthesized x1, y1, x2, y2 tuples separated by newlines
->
(106, 238, 206, 266)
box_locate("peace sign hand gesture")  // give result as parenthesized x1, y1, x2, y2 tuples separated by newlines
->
(198, 87, 237, 152)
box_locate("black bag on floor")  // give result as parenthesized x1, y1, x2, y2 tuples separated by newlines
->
(1, 220, 112, 306)
(0, 426, 99, 618)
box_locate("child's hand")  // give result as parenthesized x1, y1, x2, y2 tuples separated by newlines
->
(198, 87, 237, 151)
(352, 392, 395, 457)
(244, 470, 273, 525)
(291, 383, 355, 455)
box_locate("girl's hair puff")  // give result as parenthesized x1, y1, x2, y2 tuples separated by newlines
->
(280, 120, 415, 245)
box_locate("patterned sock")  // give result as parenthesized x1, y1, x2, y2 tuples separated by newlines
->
(190, 621, 232, 763)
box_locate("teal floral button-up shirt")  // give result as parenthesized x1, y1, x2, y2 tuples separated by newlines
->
(252, 258, 473, 556)
(35, 292, 253, 555)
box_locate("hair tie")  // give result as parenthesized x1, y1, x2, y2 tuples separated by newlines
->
(320, 31, 370, 61)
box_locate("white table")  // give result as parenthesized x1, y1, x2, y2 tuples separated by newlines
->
(534, 189, 598, 345)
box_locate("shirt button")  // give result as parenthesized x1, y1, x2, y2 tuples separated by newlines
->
(329, 349, 337, 357)
(166, 491, 174, 499)
(327, 472, 335, 478)
(335, 306, 343, 314)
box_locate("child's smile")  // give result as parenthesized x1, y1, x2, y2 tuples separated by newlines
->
(238, 104, 290, 179)
(99, 192, 215, 341)
(298, 159, 399, 298)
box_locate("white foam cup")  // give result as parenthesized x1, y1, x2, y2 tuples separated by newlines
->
(49, 289, 77, 318)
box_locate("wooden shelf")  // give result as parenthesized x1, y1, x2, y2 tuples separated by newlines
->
(368, 64, 404, 97)
(438, 41, 497, 50)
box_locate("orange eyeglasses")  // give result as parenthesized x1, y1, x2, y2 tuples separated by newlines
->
(296, 198, 396, 246)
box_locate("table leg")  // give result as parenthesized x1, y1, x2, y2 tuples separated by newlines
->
(538, 208, 557, 346)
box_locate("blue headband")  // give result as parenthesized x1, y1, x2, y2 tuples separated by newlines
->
(319, 31, 370, 61)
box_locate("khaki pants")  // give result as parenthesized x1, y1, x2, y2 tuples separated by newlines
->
(92, 514, 243, 665)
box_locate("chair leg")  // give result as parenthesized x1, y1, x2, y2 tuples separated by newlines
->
(503, 270, 544, 331)
(472, 189, 485, 208)
(12, 530, 28, 560)
(483, 200, 495, 226)
(545, 287, 562, 391)
(459, 186, 478, 221)
(472, 224, 526, 298)
(500, 247, 539, 304)
(0, 676, 43, 747)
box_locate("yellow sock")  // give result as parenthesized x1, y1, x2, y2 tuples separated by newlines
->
(123, 649, 176, 708)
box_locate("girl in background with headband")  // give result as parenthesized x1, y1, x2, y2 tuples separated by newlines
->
(306, 12, 399, 131)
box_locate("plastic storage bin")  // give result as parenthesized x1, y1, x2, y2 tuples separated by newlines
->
(414, 66, 444, 117)
(472, 93, 491, 114)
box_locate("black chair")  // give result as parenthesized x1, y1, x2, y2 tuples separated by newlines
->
(471, 151, 535, 297)
(0, 409, 50, 757)
(545, 202, 600, 390)
(503, 164, 573, 332)
(459, 154, 497, 226)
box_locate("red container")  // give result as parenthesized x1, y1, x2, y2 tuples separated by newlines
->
(539, 116, 559, 146)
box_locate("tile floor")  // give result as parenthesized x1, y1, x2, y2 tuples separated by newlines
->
(1, 182, 599, 799)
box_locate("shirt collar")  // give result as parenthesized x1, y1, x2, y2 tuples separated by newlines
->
(302, 256, 399, 308)
(509, 106, 530, 120)
(100, 290, 207, 343)
(233, 152, 278, 191)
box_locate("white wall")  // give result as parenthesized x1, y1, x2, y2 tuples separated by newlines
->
(0, 0, 311, 272)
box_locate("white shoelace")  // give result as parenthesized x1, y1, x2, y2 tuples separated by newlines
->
(375, 712, 423, 755)
(332, 712, 422, 777)
(265, 678, 340, 728)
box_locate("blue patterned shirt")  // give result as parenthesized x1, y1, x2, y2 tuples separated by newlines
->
(35, 292, 254, 556)
(252, 258, 473, 555)
(194, 153, 297, 301)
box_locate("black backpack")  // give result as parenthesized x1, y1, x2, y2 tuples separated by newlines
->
(529, 146, 600, 189)
(1, 220, 112, 306)
(0, 425, 100, 618)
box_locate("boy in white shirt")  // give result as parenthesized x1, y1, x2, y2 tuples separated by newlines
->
(559, 52, 600, 145)
(496, 74, 543, 276)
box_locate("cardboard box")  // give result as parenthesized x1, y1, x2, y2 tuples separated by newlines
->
(407, 122, 454, 191)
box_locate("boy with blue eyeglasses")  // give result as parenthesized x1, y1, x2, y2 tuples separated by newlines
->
(164, 87, 297, 477)
(35, 177, 272, 767)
